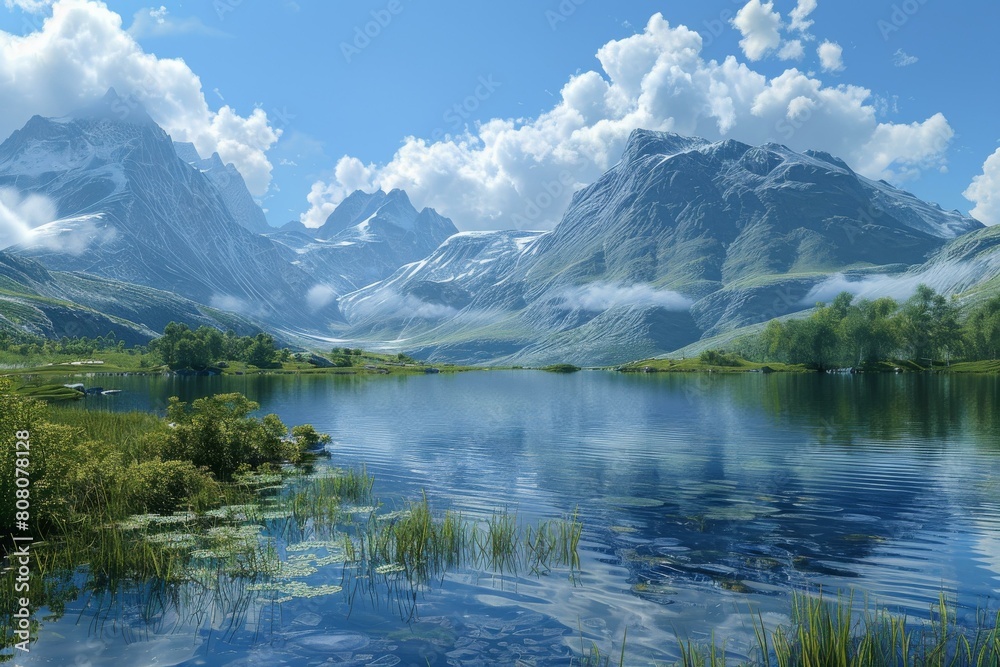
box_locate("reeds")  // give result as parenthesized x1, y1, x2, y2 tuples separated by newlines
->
(672, 591, 1000, 667)
(352, 496, 583, 582)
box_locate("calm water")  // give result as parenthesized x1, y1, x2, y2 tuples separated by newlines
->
(19, 371, 1000, 665)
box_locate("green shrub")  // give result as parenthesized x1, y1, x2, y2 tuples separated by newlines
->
(156, 393, 292, 480)
(121, 459, 218, 514)
(699, 350, 743, 367)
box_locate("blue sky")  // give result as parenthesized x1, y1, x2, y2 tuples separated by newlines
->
(1, 0, 997, 229)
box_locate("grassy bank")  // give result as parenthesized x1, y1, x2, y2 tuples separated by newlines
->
(617, 355, 809, 374)
(0, 348, 480, 379)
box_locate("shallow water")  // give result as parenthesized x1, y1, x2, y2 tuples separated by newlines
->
(17, 371, 1000, 665)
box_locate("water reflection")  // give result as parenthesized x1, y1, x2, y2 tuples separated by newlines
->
(25, 370, 1000, 664)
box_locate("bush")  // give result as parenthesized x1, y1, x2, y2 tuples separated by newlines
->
(122, 459, 218, 514)
(157, 393, 293, 480)
(699, 349, 743, 367)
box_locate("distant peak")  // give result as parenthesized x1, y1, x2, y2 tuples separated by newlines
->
(621, 129, 708, 163)
(803, 149, 853, 173)
(73, 87, 157, 127)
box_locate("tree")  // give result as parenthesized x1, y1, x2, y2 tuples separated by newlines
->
(964, 296, 1000, 360)
(245, 333, 277, 368)
(900, 285, 959, 363)
(838, 297, 901, 365)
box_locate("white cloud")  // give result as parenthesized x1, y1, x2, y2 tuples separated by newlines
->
(557, 282, 693, 312)
(349, 291, 459, 321)
(777, 39, 804, 60)
(858, 113, 952, 181)
(892, 48, 918, 67)
(731, 0, 782, 61)
(0, 187, 55, 249)
(803, 255, 1000, 304)
(306, 284, 338, 312)
(817, 40, 844, 71)
(788, 0, 817, 33)
(0, 187, 118, 255)
(4, 0, 52, 12)
(964, 148, 1000, 225)
(304, 13, 954, 231)
(0, 0, 278, 195)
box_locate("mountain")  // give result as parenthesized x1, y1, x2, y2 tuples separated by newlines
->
(338, 130, 983, 365)
(173, 141, 273, 235)
(267, 188, 459, 297)
(0, 89, 338, 327)
(0, 249, 261, 344)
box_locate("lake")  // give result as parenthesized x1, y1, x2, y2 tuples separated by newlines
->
(18, 371, 1000, 665)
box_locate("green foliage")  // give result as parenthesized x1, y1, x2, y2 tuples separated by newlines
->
(244, 333, 278, 368)
(1, 382, 328, 538)
(755, 285, 976, 369)
(149, 323, 278, 370)
(291, 424, 332, 454)
(150, 322, 222, 369)
(542, 363, 582, 373)
(157, 393, 297, 480)
(0, 328, 144, 359)
(698, 350, 743, 367)
(964, 295, 1000, 360)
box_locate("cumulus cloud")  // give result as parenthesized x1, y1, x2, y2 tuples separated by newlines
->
(304, 13, 954, 231)
(0, 0, 278, 195)
(788, 0, 817, 33)
(557, 282, 693, 312)
(777, 39, 805, 61)
(964, 148, 1000, 225)
(817, 40, 844, 71)
(731, 0, 782, 61)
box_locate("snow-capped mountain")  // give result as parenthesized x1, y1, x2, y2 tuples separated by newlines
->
(337, 129, 984, 365)
(267, 188, 459, 297)
(173, 141, 273, 235)
(0, 89, 337, 327)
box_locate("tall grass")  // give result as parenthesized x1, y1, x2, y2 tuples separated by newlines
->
(671, 591, 1000, 667)
(352, 496, 583, 581)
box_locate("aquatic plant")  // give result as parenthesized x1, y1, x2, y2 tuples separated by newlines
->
(667, 591, 1000, 667)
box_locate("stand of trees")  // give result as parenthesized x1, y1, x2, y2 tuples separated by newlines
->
(150, 323, 284, 370)
(0, 329, 135, 356)
(748, 286, 1000, 369)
